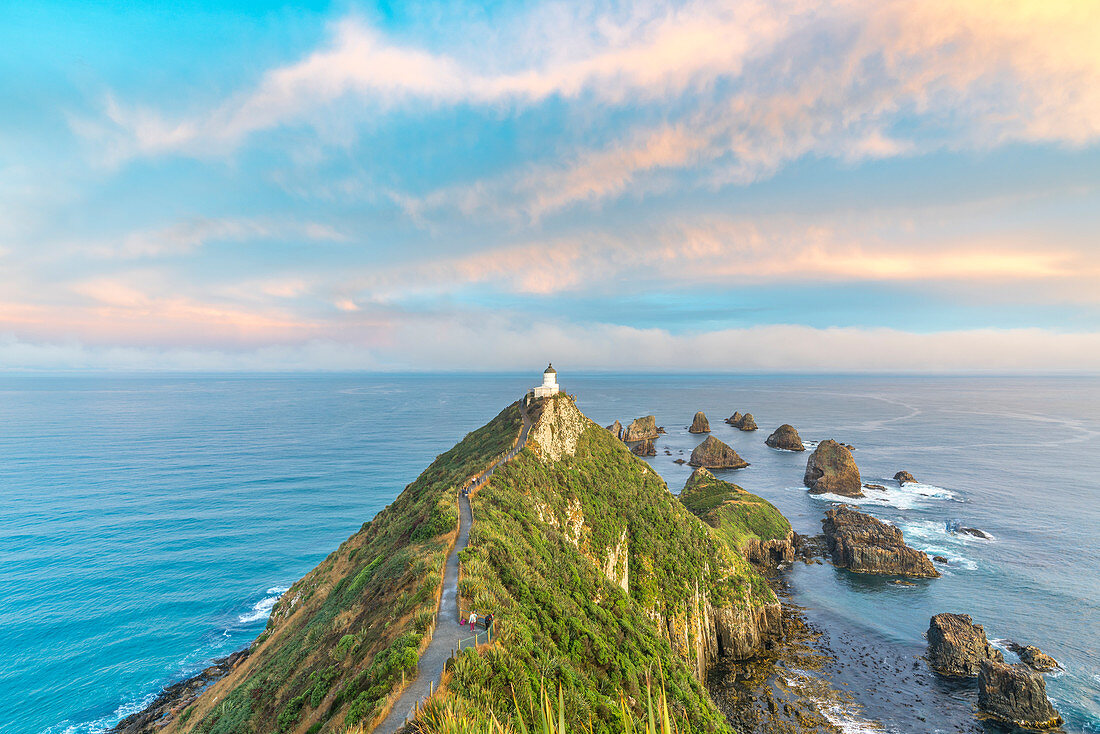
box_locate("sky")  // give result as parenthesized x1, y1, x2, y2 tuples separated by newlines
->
(1, 0, 1099, 372)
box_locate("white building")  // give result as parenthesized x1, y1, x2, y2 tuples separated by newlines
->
(529, 363, 561, 399)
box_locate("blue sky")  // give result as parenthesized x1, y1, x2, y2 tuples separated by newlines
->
(1, 0, 1099, 371)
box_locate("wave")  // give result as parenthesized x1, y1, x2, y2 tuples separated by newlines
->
(807, 478, 958, 510)
(238, 585, 290, 624)
(898, 521, 979, 570)
(50, 691, 157, 734)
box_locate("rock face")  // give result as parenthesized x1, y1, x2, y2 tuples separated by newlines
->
(765, 424, 805, 451)
(689, 436, 749, 469)
(631, 438, 657, 456)
(822, 506, 939, 577)
(529, 395, 590, 461)
(606, 420, 623, 440)
(803, 440, 862, 496)
(927, 613, 1002, 676)
(894, 470, 918, 484)
(725, 412, 743, 426)
(689, 411, 711, 433)
(978, 660, 1063, 729)
(737, 413, 758, 431)
(1006, 642, 1061, 672)
(623, 415, 659, 442)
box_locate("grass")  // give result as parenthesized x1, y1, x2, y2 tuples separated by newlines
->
(678, 469, 791, 557)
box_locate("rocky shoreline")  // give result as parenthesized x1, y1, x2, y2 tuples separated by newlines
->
(110, 649, 249, 733)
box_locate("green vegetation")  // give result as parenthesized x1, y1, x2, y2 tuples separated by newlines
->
(446, 398, 778, 734)
(171, 403, 524, 734)
(678, 469, 791, 558)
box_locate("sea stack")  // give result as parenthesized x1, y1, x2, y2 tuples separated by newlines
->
(737, 413, 758, 431)
(765, 424, 805, 451)
(606, 420, 623, 440)
(631, 438, 657, 456)
(623, 415, 659, 442)
(803, 439, 862, 496)
(927, 613, 1003, 676)
(688, 411, 711, 433)
(978, 660, 1063, 730)
(822, 506, 939, 577)
(689, 436, 749, 469)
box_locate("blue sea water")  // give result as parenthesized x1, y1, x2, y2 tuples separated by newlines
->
(0, 374, 1097, 733)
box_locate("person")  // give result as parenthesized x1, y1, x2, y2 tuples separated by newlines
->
(484, 612, 494, 631)
(468, 611, 477, 629)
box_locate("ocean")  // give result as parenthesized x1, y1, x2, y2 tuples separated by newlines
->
(0, 374, 1097, 733)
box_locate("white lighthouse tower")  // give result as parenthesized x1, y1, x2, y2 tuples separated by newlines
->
(529, 363, 561, 399)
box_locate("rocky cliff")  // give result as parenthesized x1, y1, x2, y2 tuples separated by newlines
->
(689, 411, 711, 433)
(978, 660, 1063, 729)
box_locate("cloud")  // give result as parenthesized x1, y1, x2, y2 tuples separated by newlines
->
(339, 215, 1095, 303)
(3, 320, 1099, 373)
(86, 0, 1100, 218)
(74, 217, 348, 259)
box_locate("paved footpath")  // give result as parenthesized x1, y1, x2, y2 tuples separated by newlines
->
(373, 404, 532, 734)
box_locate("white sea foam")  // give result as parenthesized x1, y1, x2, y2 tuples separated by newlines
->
(52, 691, 158, 734)
(808, 478, 957, 510)
(899, 521, 979, 570)
(238, 586, 290, 624)
(820, 703, 886, 733)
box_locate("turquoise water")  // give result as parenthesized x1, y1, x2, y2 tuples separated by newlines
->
(0, 374, 1097, 733)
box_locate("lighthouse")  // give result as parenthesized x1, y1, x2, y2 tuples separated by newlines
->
(529, 363, 562, 399)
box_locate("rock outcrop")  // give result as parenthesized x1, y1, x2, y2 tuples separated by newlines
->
(689, 411, 711, 433)
(822, 506, 939, 577)
(1006, 642, 1061, 672)
(927, 613, 1002, 676)
(978, 660, 1063, 730)
(765, 424, 805, 451)
(623, 415, 659, 442)
(529, 394, 589, 461)
(803, 440, 862, 497)
(725, 412, 743, 426)
(894, 470, 917, 484)
(736, 413, 758, 431)
(689, 436, 749, 469)
(632, 439, 657, 456)
(606, 420, 623, 440)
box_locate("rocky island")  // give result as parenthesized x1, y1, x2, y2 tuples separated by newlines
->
(689, 435, 750, 469)
(803, 439, 862, 497)
(688, 410, 711, 433)
(765, 424, 805, 451)
(822, 506, 939, 577)
(622, 414, 659, 441)
(927, 613, 1002, 677)
(979, 660, 1063, 729)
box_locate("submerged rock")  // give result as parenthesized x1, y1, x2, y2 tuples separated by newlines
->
(606, 420, 623, 440)
(822, 506, 939, 577)
(1006, 642, 1061, 672)
(673, 458, 686, 465)
(631, 438, 657, 456)
(978, 660, 1063, 729)
(933, 555, 949, 564)
(863, 483, 888, 491)
(927, 613, 1002, 677)
(623, 415, 659, 442)
(689, 411, 711, 433)
(803, 440, 863, 497)
(689, 436, 749, 469)
(765, 424, 804, 451)
(894, 470, 918, 484)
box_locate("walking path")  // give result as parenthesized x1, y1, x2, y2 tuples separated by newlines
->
(374, 403, 533, 734)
